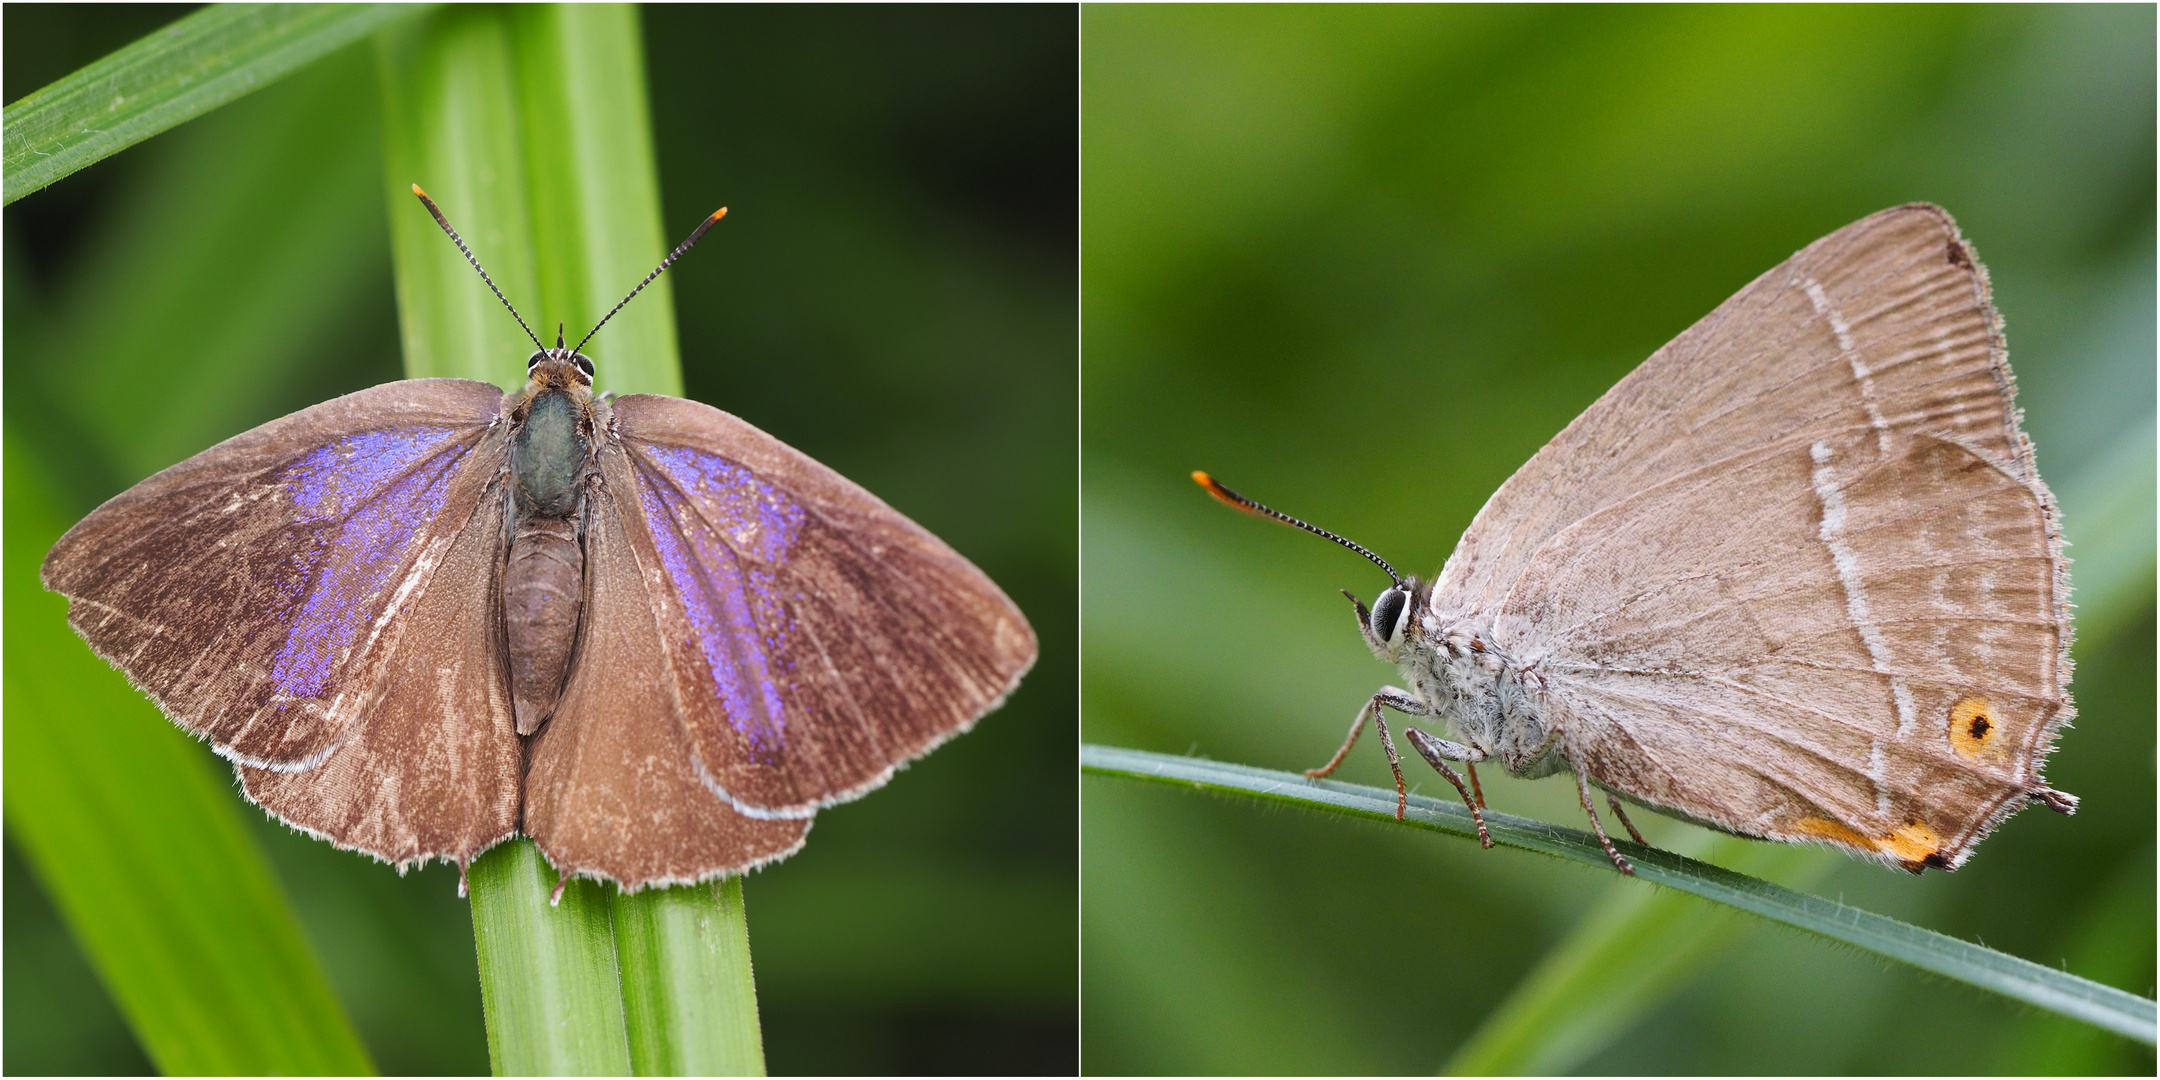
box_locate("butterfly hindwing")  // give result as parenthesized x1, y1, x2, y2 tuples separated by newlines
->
(603, 394, 1038, 819)
(522, 474, 809, 888)
(241, 476, 523, 870)
(1510, 431, 2063, 869)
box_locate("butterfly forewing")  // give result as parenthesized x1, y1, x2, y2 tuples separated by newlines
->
(1440, 205, 2032, 611)
(522, 475, 809, 888)
(605, 394, 1039, 818)
(42, 379, 510, 773)
(1439, 205, 2069, 870)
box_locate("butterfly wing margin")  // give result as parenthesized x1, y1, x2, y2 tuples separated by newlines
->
(522, 470, 809, 889)
(41, 378, 510, 770)
(602, 394, 1039, 818)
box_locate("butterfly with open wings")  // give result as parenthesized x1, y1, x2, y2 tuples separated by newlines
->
(44, 188, 1037, 896)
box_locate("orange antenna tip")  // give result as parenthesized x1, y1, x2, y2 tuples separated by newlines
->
(411, 183, 427, 197)
(710, 207, 728, 222)
(1193, 471, 1254, 513)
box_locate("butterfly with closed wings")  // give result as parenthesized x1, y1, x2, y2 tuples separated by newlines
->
(1200, 204, 2074, 876)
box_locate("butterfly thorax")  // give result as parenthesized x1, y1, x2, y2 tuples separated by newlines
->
(510, 359, 598, 518)
(1406, 612, 1566, 779)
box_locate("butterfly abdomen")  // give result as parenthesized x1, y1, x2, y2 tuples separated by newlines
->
(506, 513, 584, 735)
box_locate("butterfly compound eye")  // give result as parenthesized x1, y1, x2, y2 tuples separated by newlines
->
(573, 353, 594, 378)
(1371, 586, 1410, 648)
(527, 350, 549, 371)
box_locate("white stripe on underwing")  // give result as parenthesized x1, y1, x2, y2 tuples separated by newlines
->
(1811, 441, 1917, 819)
(1866, 739, 1890, 817)
(1802, 276, 1893, 455)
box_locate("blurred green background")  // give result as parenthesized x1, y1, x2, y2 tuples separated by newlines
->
(1082, 5, 2153, 1075)
(6, 5, 1074, 1075)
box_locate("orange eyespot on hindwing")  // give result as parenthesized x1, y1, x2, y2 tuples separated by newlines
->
(1947, 696, 2000, 761)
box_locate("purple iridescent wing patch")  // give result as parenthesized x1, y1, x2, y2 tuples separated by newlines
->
(270, 427, 470, 699)
(625, 442, 807, 759)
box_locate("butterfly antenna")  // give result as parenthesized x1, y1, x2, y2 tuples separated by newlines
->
(412, 185, 545, 351)
(1192, 471, 1401, 585)
(573, 207, 728, 355)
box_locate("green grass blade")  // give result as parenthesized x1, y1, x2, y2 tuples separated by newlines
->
(506, 3, 683, 399)
(1081, 744, 2158, 1044)
(378, 7, 541, 387)
(379, 6, 761, 1073)
(467, 844, 632, 1075)
(3, 3, 424, 205)
(506, 6, 761, 1072)
(614, 880, 767, 1076)
(1442, 834, 1836, 1075)
(5, 435, 377, 1075)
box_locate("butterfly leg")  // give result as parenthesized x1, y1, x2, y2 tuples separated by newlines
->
(1403, 727, 1493, 849)
(1574, 770, 1635, 876)
(1367, 709, 1411, 820)
(1309, 686, 1426, 786)
(1605, 795, 1647, 846)
(1466, 762, 1487, 809)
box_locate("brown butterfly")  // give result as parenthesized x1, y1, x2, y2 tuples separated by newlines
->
(1202, 204, 2074, 875)
(43, 188, 1037, 895)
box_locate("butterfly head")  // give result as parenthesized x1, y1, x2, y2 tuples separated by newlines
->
(527, 346, 596, 389)
(1352, 577, 1424, 662)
